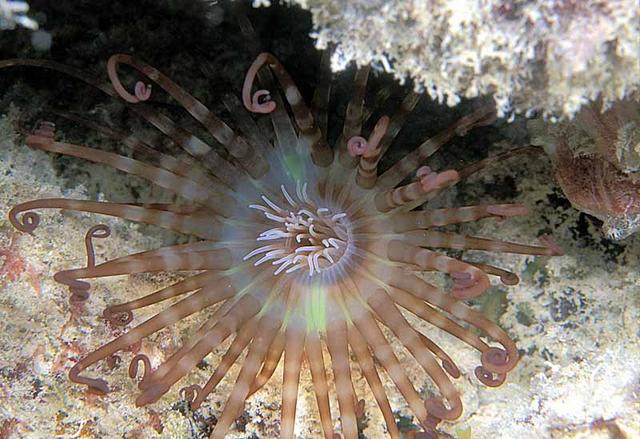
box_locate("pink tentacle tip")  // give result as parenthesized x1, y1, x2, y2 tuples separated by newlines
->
(348, 115, 390, 158)
(250, 89, 276, 114)
(27, 121, 57, 149)
(242, 52, 277, 114)
(373, 114, 390, 135)
(416, 166, 432, 179)
(539, 234, 564, 256)
(134, 81, 152, 101)
(347, 135, 369, 157)
(420, 169, 459, 192)
(33, 121, 56, 139)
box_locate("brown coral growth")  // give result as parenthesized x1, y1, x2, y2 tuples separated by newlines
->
(534, 97, 640, 239)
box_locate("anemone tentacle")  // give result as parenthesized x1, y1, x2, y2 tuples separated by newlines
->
(107, 54, 269, 179)
(4, 46, 563, 438)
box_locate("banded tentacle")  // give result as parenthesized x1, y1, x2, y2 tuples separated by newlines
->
(4, 43, 564, 439)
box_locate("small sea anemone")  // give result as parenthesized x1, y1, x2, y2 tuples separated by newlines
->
(3, 42, 561, 437)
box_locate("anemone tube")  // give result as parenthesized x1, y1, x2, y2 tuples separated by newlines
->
(4, 50, 562, 438)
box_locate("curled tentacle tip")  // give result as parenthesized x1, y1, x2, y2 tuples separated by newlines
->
(539, 234, 564, 256)
(347, 135, 369, 157)
(88, 224, 111, 239)
(416, 165, 432, 179)
(9, 209, 40, 234)
(103, 308, 133, 326)
(250, 89, 276, 114)
(69, 289, 90, 303)
(474, 366, 507, 387)
(128, 354, 152, 381)
(424, 397, 462, 421)
(179, 384, 201, 404)
(500, 272, 520, 285)
(481, 347, 516, 374)
(134, 81, 152, 101)
(242, 52, 277, 113)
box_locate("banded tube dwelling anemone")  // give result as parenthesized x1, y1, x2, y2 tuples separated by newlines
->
(4, 49, 562, 438)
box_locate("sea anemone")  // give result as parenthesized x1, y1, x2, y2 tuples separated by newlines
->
(3, 44, 562, 438)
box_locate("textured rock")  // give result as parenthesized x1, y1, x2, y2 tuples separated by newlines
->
(283, 0, 640, 119)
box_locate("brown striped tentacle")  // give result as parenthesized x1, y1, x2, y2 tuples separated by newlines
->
(305, 332, 334, 439)
(386, 285, 489, 354)
(242, 52, 333, 166)
(69, 280, 236, 395)
(456, 145, 539, 181)
(368, 289, 462, 421)
(54, 248, 232, 295)
(378, 105, 497, 188)
(103, 271, 221, 327)
(387, 239, 491, 299)
(136, 294, 262, 407)
(391, 203, 529, 232)
(347, 327, 401, 439)
(345, 293, 430, 428)
(465, 261, 520, 286)
(50, 110, 214, 187)
(350, 115, 390, 189)
(107, 54, 268, 178)
(311, 49, 332, 142)
(416, 332, 461, 379)
(281, 320, 306, 439)
(403, 230, 561, 256)
(387, 270, 518, 376)
(25, 133, 235, 217)
(247, 331, 286, 396)
(374, 167, 460, 213)
(326, 319, 359, 439)
(138, 296, 237, 391)
(9, 198, 219, 240)
(209, 305, 285, 439)
(189, 315, 260, 410)
(376, 91, 422, 159)
(0, 59, 244, 188)
(337, 65, 371, 167)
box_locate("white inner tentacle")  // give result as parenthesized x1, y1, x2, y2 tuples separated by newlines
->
(244, 182, 350, 276)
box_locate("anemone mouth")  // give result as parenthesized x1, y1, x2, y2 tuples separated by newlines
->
(244, 181, 354, 277)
